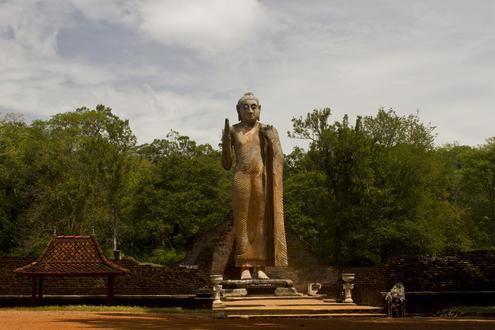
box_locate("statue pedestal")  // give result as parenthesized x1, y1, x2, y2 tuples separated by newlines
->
(220, 279, 301, 297)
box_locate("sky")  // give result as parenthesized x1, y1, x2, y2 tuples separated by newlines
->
(1, 0, 494, 152)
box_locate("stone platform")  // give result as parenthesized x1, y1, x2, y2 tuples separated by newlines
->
(214, 295, 386, 318)
(220, 279, 300, 297)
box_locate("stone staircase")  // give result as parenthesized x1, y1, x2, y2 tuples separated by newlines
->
(214, 295, 386, 319)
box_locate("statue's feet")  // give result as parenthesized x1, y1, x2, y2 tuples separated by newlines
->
(240, 269, 252, 280)
(257, 270, 270, 279)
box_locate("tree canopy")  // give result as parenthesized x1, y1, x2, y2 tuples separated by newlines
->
(285, 108, 491, 265)
(0, 105, 494, 266)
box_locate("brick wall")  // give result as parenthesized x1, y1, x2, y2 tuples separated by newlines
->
(0, 257, 35, 295)
(383, 251, 495, 291)
(114, 260, 209, 295)
(0, 257, 209, 296)
(335, 251, 495, 308)
(4, 232, 495, 310)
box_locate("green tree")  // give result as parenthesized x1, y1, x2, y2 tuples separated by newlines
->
(288, 109, 376, 265)
(286, 108, 468, 265)
(440, 140, 495, 248)
(121, 131, 231, 264)
(8, 106, 136, 254)
(0, 114, 32, 253)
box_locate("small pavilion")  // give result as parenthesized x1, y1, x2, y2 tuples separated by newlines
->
(15, 235, 129, 305)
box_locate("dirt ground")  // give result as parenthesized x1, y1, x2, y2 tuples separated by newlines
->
(1, 311, 495, 330)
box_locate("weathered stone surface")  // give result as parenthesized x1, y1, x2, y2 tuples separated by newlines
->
(219, 278, 300, 296)
(222, 288, 248, 297)
(182, 212, 238, 278)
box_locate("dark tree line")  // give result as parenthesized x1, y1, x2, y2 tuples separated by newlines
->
(0, 105, 494, 266)
(285, 108, 495, 265)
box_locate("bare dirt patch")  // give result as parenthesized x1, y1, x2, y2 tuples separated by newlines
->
(1, 311, 495, 329)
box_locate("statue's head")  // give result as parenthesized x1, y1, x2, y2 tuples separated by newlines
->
(236, 92, 261, 123)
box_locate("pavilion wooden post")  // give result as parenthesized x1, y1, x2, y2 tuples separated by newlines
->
(107, 276, 114, 306)
(38, 276, 44, 300)
(31, 277, 37, 306)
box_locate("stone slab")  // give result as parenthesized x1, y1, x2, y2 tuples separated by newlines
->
(220, 279, 293, 288)
(222, 288, 248, 297)
(224, 294, 326, 301)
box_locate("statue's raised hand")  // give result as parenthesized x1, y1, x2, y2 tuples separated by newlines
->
(222, 118, 231, 146)
(221, 118, 232, 170)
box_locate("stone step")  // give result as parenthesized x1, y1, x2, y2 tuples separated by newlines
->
(226, 313, 386, 319)
(221, 297, 364, 306)
(221, 307, 384, 315)
(214, 294, 386, 318)
(224, 303, 357, 308)
(223, 297, 348, 305)
(225, 302, 355, 308)
(224, 295, 328, 301)
(215, 295, 385, 318)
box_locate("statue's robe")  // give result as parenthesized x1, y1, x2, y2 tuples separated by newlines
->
(261, 124, 288, 267)
(232, 122, 288, 268)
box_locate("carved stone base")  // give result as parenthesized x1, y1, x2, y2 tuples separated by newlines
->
(222, 288, 248, 297)
(219, 278, 301, 296)
(220, 279, 294, 287)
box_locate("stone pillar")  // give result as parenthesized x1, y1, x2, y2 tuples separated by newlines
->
(342, 273, 355, 304)
(210, 274, 225, 309)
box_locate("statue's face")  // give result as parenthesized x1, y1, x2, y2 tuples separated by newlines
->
(238, 99, 260, 124)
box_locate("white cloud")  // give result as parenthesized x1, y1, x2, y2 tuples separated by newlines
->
(69, 0, 139, 26)
(138, 0, 268, 53)
(1, 0, 495, 151)
(0, 0, 72, 56)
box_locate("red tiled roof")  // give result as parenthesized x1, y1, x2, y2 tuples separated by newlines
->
(15, 236, 129, 277)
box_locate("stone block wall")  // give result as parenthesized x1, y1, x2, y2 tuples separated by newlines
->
(0, 257, 35, 295)
(3, 243, 495, 311)
(0, 257, 209, 296)
(383, 251, 495, 291)
(114, 260, 209, 295)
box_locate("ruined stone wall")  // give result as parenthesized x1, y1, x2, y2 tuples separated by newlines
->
(182, 212, 237, 277)
(0, 257, 208, 296)
(0, 257, 34, 295)
(383, 251, 495, 291)
(3, 244, 495, 310)
(338, 251, 495, 308)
